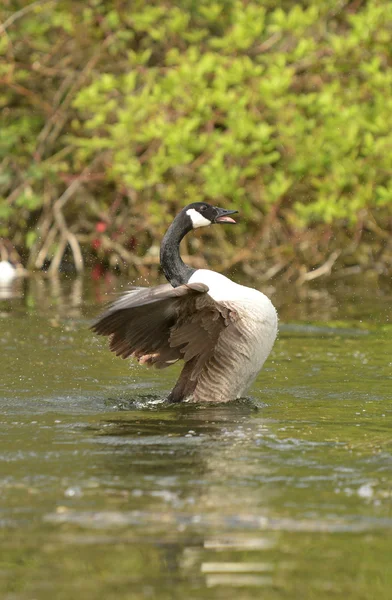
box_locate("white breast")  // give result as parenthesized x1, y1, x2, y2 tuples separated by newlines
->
(189, 269, 274, 308)
(188, 269, 278, 401)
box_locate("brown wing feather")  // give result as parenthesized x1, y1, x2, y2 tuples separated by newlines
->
(169, 295, 239, 380)
(91, 280, 240, 385)
(91, 282, 209, 367)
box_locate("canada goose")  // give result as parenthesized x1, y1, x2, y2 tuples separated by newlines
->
(92, 203, 278, 403)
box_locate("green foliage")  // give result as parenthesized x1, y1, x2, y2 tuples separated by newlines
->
(1, 0, 391, 274)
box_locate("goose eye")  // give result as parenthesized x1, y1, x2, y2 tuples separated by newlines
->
(200, 206, 207, 212)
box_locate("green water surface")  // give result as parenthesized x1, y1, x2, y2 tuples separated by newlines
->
(0, 275, 391, 599)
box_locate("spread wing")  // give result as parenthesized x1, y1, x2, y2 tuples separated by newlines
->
(169, 292, 239, 378)
(91, 282, 239, 374)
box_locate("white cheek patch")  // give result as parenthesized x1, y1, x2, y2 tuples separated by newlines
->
(186, 208, 212, 229)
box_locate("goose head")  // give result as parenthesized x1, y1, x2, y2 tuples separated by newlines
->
(185, 203, 238, 229)
(160, 202, 239, 286)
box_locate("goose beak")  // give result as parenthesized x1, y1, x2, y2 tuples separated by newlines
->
(214, 208, 238, 224)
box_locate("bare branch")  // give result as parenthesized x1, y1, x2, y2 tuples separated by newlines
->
(297, 251, 341, 285)
(34, 224, 58, 269)
(0, 0, 59, 35)
(47, 155, 105, 273)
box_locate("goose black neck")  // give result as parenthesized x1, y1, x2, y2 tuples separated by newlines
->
(160, 213, 196, 287)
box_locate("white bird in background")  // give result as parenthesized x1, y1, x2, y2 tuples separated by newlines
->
(0, 239, 22, 285)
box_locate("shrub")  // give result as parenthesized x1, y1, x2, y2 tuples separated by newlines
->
(1, 0, 391, 278)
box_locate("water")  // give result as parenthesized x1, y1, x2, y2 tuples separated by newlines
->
(1, 275, 391, 599)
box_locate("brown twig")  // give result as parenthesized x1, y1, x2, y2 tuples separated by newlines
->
(35, 33, 115, 158)
(48, 234, 68, 274)
(46, 156, 104, 274)
(0, 0, 59, 35)
(34, 224, 58, 269)
(297, 250, 341, 285)
(0, 79, 53, 114)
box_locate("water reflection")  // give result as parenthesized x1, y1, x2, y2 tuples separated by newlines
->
(0, 275, 84, 319)
(1, 274, 392, 599)
(26, 276, 84, 318)
(80, 398, 392, 531)
(39, 392, 392, 596)
(0, 271, 391, 324)
(0, 276, 24, 301)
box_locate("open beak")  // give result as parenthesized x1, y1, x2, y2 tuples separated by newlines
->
(214, 208, 238, 224)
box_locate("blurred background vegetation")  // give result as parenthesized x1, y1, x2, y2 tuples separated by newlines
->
(1, 0, 391, 282)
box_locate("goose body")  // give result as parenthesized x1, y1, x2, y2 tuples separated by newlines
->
(92, 203, 278, 403)
(187, 269, 277, 402)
